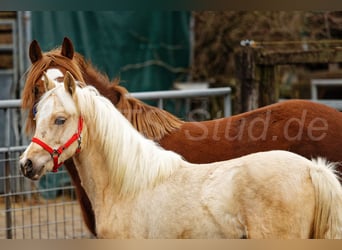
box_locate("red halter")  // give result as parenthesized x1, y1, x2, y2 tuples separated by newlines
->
(31, 117, 84, 172)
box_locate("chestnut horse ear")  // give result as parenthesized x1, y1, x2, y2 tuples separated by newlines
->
(29, 40, 43, 63)
(42, 72, 56, 91)
(61, 37, 74, 59)
(64, 71, 76, 96)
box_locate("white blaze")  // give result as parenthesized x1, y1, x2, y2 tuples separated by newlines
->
(42, 68, 64, 81)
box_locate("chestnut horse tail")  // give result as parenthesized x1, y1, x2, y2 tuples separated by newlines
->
(309, 158, 342, 239)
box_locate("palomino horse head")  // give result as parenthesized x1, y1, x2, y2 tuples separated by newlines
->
(20, 72, 83, 180)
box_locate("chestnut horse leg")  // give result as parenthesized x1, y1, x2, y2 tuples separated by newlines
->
(63, 158, 96, 237)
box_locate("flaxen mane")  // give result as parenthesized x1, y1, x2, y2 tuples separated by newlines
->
(23, 47, 183, 140)
(74, 85, 182, 198)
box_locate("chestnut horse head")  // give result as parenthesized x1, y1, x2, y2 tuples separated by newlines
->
(22, 37, 115, 133)
(23, 37, 182, 139)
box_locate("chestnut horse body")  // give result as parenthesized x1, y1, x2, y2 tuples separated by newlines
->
(22, 37, 342, 237)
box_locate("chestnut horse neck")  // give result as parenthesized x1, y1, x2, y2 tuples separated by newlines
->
(23, 47, 183, 140)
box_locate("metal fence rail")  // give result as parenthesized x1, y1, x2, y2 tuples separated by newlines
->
(0, 87, 232, 239)
(131, 87, 232, 117)
(0, 87, 232, 117)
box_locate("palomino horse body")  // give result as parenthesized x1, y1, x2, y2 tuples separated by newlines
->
(20, 74, 342, 238)
(22, 38, 342, 236)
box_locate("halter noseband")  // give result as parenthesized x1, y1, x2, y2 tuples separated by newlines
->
(31, 116, 83, 172)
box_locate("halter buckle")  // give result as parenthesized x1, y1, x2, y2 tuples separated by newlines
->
(76, 136, 82, 154)
(51, 149, 61, 158)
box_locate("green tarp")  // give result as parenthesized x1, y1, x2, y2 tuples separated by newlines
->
(31, 11, 190, 92)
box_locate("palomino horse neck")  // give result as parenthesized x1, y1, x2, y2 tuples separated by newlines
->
(19, 73, 342, 238)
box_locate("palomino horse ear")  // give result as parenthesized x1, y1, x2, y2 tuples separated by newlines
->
(64, 71, 76, 96)
(61, 37, 74, 59)
(42, 72, 56, 91)
(29, 40, 43, 63)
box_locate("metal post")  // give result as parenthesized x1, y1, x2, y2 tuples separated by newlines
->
(157, 98, 164, 109)
(5, 151, 13, 239)
(223, 93, 231, 117)
(4, 107, 13, 238)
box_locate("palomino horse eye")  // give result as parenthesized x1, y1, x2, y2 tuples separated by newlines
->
(55, 117, 66, 125)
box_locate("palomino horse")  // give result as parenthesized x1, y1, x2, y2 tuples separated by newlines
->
(22, 38, 342, 236)
(20, 73, 342, 238)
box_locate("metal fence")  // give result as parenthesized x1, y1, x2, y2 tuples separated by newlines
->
(0, 87, 232, 239)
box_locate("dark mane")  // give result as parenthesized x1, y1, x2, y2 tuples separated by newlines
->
(23, 46, 183, 139)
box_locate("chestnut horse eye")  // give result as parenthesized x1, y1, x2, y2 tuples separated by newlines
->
(33, 85, 40, 97)
(32, 103, 38, 119)
(55, 117, 66, 125)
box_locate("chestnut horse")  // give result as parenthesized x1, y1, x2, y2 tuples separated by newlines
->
(22, 37, 342, 236)
(19, 74, 342, 238)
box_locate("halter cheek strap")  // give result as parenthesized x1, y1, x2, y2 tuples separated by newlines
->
(31, 117, 83, 172)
